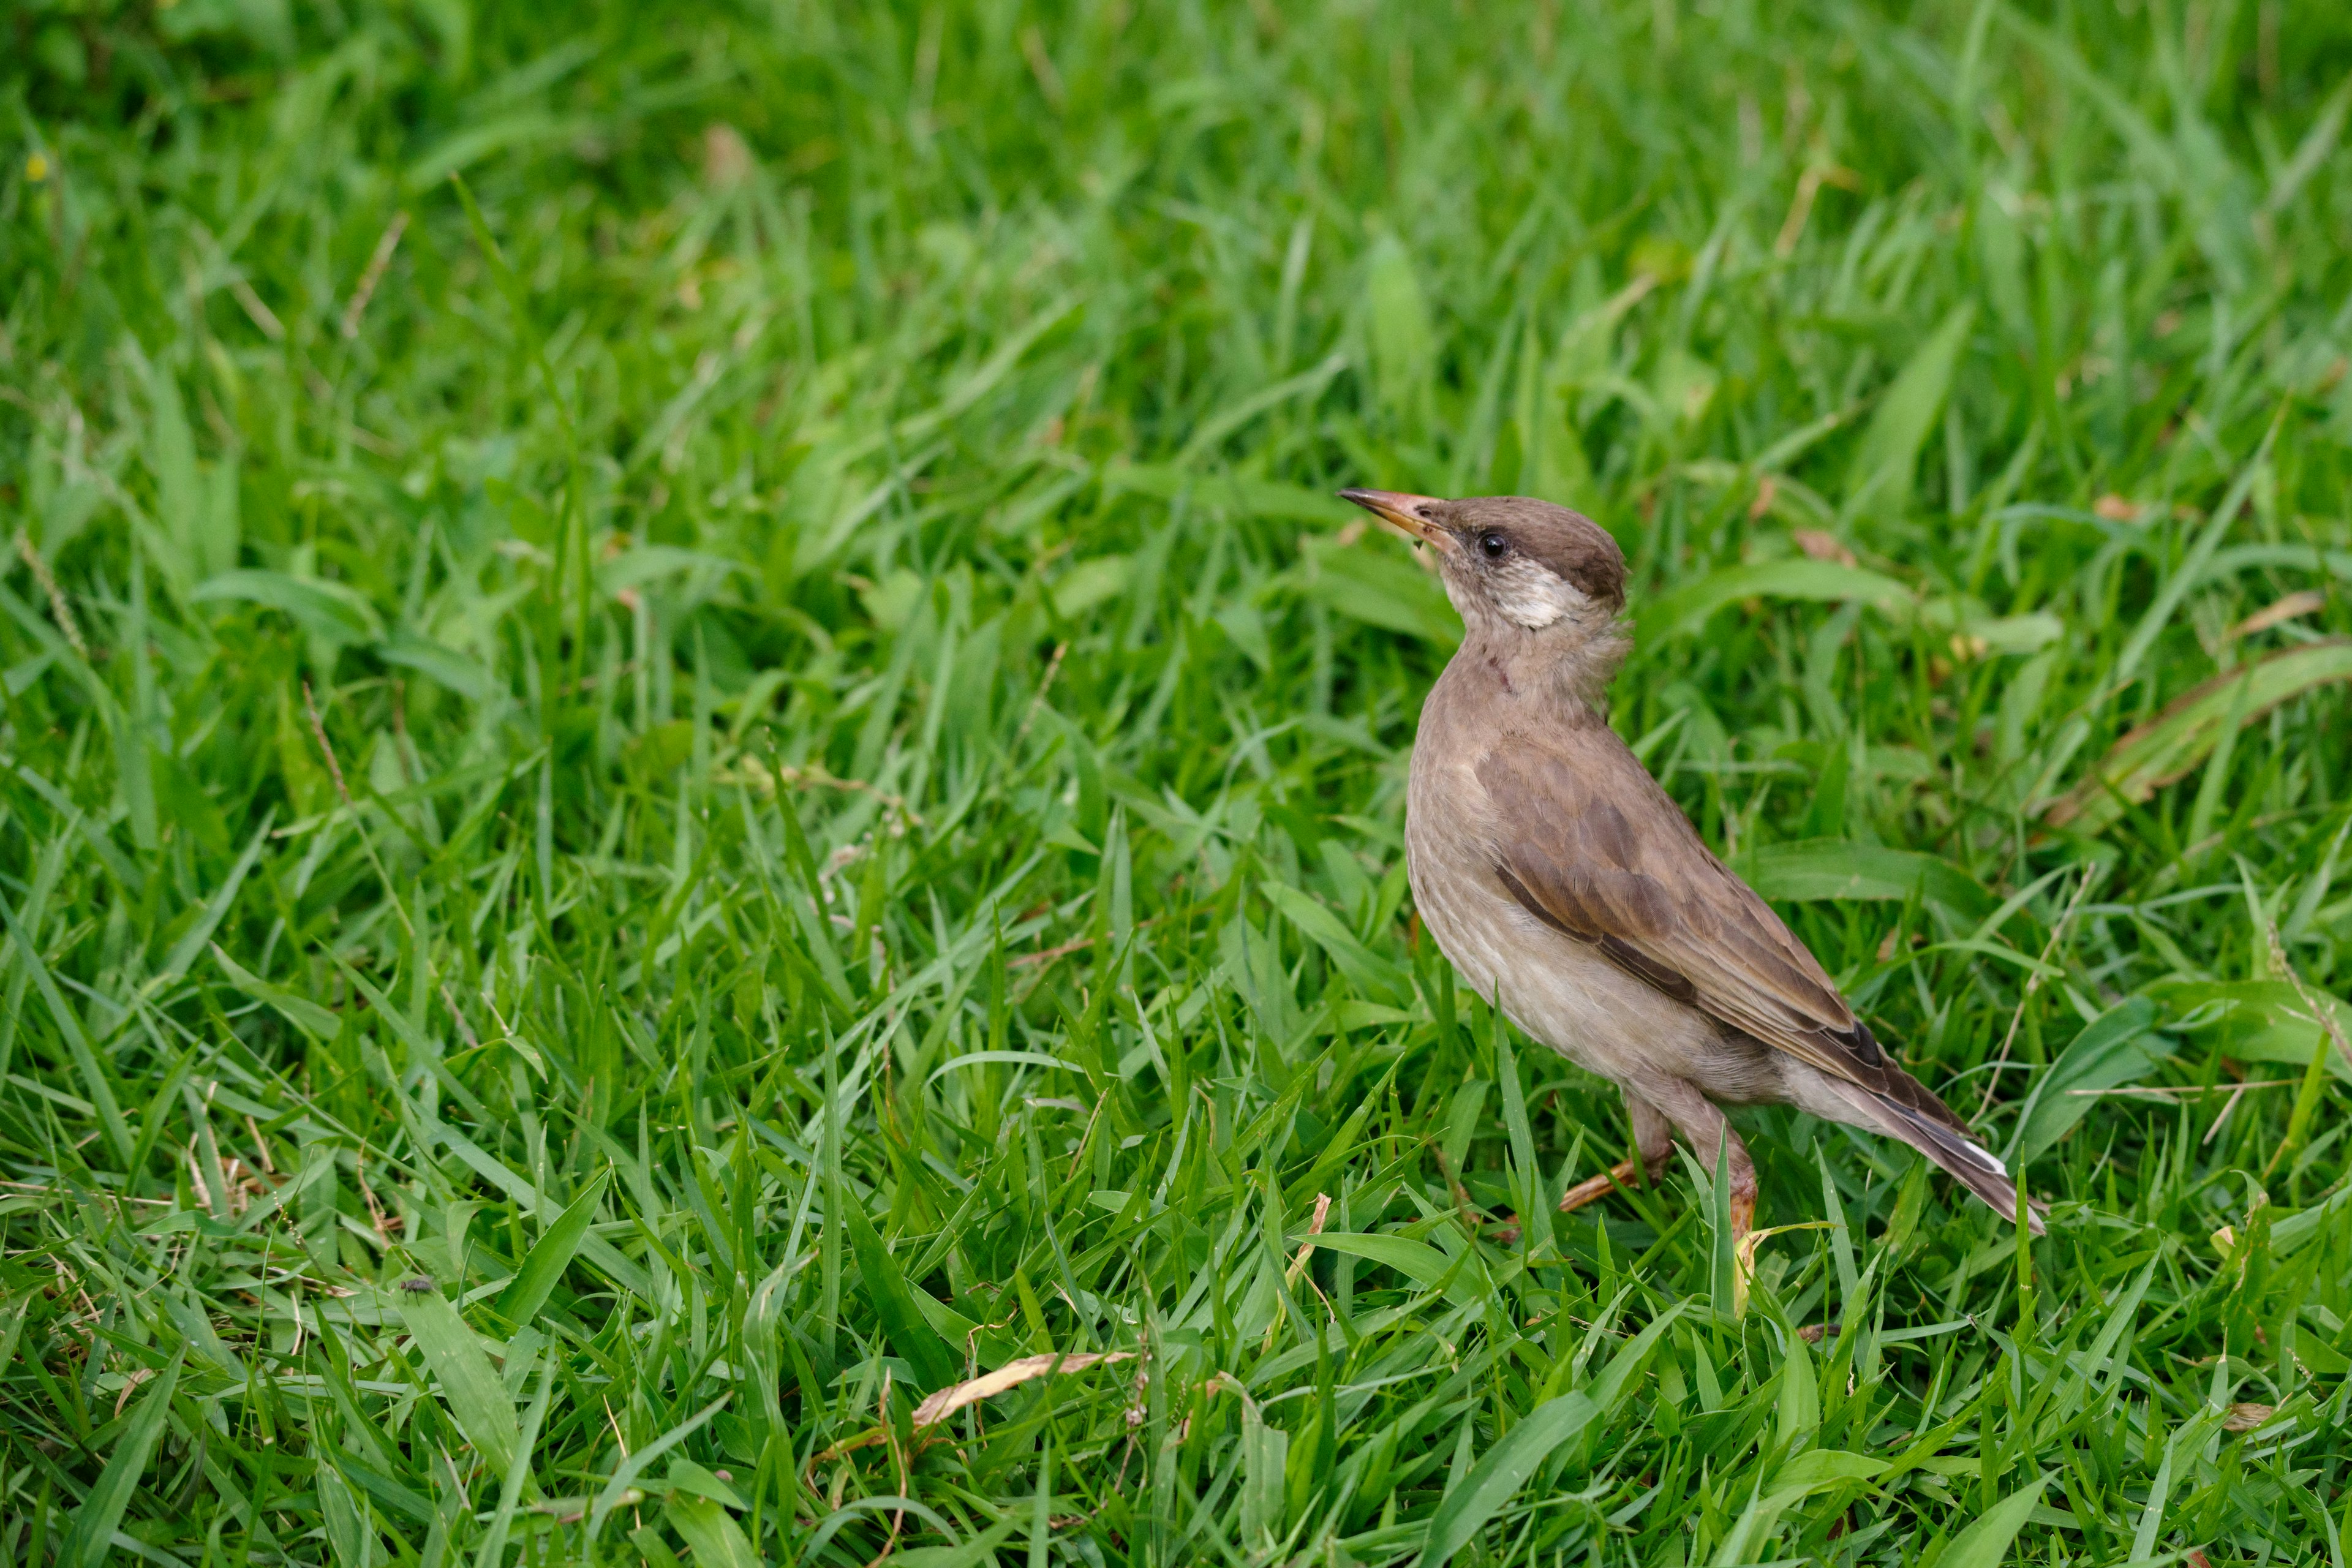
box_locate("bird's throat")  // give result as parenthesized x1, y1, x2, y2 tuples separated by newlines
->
(1458, 624, 1627, 718)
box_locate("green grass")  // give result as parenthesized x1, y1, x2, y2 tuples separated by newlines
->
(5, 1, 2352, 1563)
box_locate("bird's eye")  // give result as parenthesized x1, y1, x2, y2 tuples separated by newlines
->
(1479, 531, 1509, 559)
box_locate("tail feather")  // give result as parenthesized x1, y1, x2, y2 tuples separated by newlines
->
(1879, 1096, 2048, 1236)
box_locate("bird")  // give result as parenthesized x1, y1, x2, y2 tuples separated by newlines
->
(1336, 488, 2041, 1287)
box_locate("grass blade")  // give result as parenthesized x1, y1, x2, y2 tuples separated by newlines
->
(398, 1284, 520, 1476)
(1944, 1475, 2047, 1568)
(62, 1349, 183, 1568)
(494, 1169, 610, 1328)
(842, 1194, 962, 1390)
(1414, 1393, 1600, 1566)
(1844, 304, 1973, 517)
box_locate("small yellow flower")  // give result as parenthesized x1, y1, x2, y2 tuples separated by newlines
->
(26, 154, 49, 183)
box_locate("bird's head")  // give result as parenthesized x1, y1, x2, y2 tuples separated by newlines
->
(1338, 489, 1627, 657)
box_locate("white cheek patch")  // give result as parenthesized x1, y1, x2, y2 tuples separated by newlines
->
(1486, 559, 1586, 630)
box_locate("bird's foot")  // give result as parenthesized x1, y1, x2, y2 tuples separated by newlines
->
(1557, 1158, 1644, 1214)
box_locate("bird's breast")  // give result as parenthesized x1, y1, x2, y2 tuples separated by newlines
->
(1406, 732, 1730, 1087)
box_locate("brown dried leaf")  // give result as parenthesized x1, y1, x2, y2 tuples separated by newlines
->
(2220, 1401, 2275, 1432)
(2228, 589, 2327, 641)
(1286, 1191, 1333, 1284)
(115, 1365, 158, 1418)
(704, 124, 752, 187)
(1792, 529, 1857, 567)
(910, 1350, 1135, 1430)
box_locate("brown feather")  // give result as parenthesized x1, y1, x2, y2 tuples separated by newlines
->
(1478, 728, 1975, 1140)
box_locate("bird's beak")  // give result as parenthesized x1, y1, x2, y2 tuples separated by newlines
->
(1338, 489, 1455, 552)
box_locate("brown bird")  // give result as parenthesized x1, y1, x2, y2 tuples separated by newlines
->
(1338, 488, 2041, 1278)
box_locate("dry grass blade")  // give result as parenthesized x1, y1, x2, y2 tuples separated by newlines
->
(17, 532, 91, 660)
(908, 1351, 1135, 1429)
(1285, 1191, 1333, 1284)
(2228, 589, 2328, 640)
(341, 210, 409, 339)
(2269, 924, 2352, 1076)
(2045, 641, 2352, 829)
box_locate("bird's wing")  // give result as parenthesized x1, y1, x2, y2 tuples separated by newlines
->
(1477, 726, 1968, 1133)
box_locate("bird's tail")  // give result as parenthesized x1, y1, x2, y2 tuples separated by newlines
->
(1841, 1085, 2047, 1235)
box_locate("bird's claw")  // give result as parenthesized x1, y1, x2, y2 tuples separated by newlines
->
(1556, 1156, 1645, 1214)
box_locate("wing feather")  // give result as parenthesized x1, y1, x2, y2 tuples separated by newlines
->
(1477, 729, 1969, 1136)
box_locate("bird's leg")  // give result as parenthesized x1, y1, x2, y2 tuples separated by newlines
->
(1557, 1091, 1678, 1213)
(1645, 1082, 1762, 1313)
(1627, 1093, 1676, 1183)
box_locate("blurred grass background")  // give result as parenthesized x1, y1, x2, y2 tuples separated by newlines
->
(6, 0, 2352, 1563)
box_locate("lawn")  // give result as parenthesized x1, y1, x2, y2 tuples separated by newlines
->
(5, 1, 2352, 1563)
